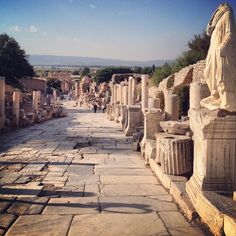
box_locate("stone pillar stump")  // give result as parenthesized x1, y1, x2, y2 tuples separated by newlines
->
(164, 90, 179, 120)
(189, 82, 210, 109)
(141, 74, 148, 110)
(12, 90, 21, 126)
(155, 133, 193, 175)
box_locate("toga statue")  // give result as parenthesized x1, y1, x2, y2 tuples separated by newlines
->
(201, 3, 236, 112)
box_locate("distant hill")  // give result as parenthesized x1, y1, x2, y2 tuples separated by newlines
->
(29, 55, 170, 67)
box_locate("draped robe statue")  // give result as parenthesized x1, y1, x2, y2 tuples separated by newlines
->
(201, 3, 236, 112)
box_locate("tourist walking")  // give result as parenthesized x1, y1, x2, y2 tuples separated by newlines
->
(93, 103, 98, 113)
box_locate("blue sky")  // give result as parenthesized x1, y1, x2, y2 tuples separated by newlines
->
(1, 0, 236, 61)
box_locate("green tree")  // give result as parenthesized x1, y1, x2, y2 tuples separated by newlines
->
(141, 67, 153, 75)
(47, 78, 61, 91)
(94, 67, 133, 83)
(150, 31, 210, 86)
(0, 33, 35, 87)
(72, 70, 80, 75)
(150, 63, 172, 86)
(132, 66, 142, 74)
(80, 66, 90, 77)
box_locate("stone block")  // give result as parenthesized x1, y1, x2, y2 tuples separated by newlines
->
(155, 133, 193, 175)
(224, 214, 236, 236)
(160, 120, 190, 135)
(187, 108, 236, 192)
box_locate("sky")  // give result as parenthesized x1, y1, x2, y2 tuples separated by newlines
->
(1, 0, 236, 61)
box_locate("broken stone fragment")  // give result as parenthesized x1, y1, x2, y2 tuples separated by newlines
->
(160, 121, 190, 135)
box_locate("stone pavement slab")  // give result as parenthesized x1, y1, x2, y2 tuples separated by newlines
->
(68, 213, 169, 236)
(7, 197, 48, 215)
(100, 196, 178, 214)
(101, 183, 168, 196)
(42, 197, 99, 214)
(5, 215, 72, 236)
(95, 167, 153, 175)
(100, 175, 160, 184)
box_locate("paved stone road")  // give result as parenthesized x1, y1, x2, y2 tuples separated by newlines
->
(0, 101, 209, 236)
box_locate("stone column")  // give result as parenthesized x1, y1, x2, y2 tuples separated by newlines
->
(53, 89, 57, 104)
(189, 82, 210, 109)
(118, 84, 122, 104)
(141, 74, 149, 110)
(114, 85, 118, 104)
(32, 91, 39, 114)
(12, 90, 21, 126)
(148, 98, 160, 109)
(74, 82, 79, 98)
(123, 85, 129, 105)
(65, 81, 69, 93)
(128, 76, 133, 105)
(131, 78, 137, 105)
(0, 77, 5, 129)
(110, 83, 114, 104)
(164, 90, 179, 121)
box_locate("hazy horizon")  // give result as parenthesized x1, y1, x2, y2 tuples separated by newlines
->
(1, 0, 236, 61)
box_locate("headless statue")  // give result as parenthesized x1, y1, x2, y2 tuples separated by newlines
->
(201, 3, 236, 112)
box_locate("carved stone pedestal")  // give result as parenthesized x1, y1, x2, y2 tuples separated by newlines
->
(140, 109, 163, 160)
(155, 133, 193, 175)
(125, 105, 142, 136)
(187, 109, 236, 203)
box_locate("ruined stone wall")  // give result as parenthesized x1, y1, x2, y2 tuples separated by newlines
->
(192, 60, 206, 83)
(21, 78, 47, 92)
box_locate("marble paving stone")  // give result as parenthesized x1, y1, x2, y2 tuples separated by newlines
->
(55, 186, 84, 198)
(43, 197, 99, 214)
(159, 211, 191, 228)
(169, 227, 206, 236)
(7, 197, 48, 215)
(5, 215, 73, 236)
(84, 184, 100, 197)
(68, 213, 169, 236)
(0, 214, 17, 229)
(101, 184, 168, 196)
(95, 168, 153, 176)
(0, 184, 43, 198)
(0, 174, 20, 185)
(20, 164, 47, 173)
(148, 195, 173, 202)
(0, 197, 15, 213)
(66, 175, 99, 186)
(43, 176, 68, 182)
(100, 175, 160, 184)
(100, 196, 178, 214)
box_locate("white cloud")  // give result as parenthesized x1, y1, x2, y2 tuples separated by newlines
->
(26, 25, 38, 33)
(42, 32, 47, 37)
(9, 25, 21, 32)
(89, 3, 96, 9)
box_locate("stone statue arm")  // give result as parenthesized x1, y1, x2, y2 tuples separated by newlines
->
(219, 11, 233, 57)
